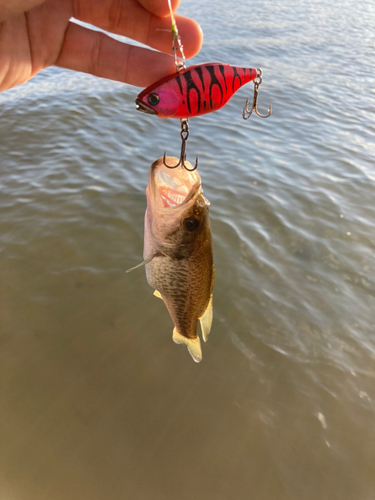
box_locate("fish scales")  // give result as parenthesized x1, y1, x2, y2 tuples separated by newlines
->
(135, 63, 258, 118)
(147, 249, 213, 339)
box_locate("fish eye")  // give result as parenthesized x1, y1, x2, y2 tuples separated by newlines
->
(183, 218, 200, 231)
(148, 93, 160, 106)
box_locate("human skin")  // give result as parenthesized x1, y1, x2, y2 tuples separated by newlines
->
(0, 0, 203, 92)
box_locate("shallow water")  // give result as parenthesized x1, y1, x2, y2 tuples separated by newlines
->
(1, 0, 375, 498)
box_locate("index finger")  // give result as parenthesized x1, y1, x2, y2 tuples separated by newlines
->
(72, 0, 203, 59)
(135, 0, 180, 18)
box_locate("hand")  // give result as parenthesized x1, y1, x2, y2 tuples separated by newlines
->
(0, 0, 203, 92)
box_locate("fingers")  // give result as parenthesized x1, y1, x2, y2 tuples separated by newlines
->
(147, 14, 203, 59)
(72, 0, 203, 59)
(0, 0, 45, 23)
(55, 21, 178, 87)
(135, 0, 180, 18)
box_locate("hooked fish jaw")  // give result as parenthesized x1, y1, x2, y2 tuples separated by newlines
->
(147, 158, 201, 213)
(145, 158, 206, 255)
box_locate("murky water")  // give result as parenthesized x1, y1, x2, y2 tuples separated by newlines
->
(1, 0, 375, 498)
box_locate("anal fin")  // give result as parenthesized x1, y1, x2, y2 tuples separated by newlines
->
(199, 295, 213, 343)
(173, 328, 202, 363)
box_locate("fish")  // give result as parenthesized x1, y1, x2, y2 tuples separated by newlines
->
(127, 157, 214, 362)
(135, 62, 258, 119)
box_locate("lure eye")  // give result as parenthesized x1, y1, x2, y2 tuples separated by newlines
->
(148, 93, 160, 106)
(183, 218, 200, 231)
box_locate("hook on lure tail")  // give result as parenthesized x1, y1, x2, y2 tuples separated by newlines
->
(163, 119, 198, 171)
(243, 69, 272, 120)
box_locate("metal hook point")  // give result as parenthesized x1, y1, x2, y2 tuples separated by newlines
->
(255, 102, 272, 119)
(243, 99, 272, 119)
(162, 151, 198, 171)
(184, 155, 199, 171)
(163, 151, 181, 169)
(162, 118, 198, 171)
(243, 69, 272, 120)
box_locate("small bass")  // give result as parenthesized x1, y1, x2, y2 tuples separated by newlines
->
(129, 157, 214, 362)
(136, 63, 258, 119)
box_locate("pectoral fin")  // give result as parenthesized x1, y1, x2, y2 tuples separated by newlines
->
(126, 253, 158, 273)
(172, 328, 202, 363)
(199, 295, 213, 342)
(153, 290, 162, 299)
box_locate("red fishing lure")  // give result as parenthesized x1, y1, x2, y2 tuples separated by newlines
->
(136, 62, 258, 119)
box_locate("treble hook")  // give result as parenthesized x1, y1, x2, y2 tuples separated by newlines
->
(243, 69, 272, 120)
(162, 4, 198, 171)
(163, 119, 198, 171)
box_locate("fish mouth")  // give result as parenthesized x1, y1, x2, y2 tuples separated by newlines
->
(135, 99, 157, 115)
(149, 157, 201, 210)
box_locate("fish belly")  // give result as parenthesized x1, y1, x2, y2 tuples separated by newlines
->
(146, 253, 213, 340)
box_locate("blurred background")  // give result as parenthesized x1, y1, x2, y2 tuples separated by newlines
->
(0, 0, 374, 498)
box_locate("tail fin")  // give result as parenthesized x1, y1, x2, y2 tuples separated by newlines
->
(172, 328, 202, 363)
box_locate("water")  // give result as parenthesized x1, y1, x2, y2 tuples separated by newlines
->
(1, 0, 375, 498)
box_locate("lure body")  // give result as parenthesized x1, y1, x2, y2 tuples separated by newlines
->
(135, 63, 258, 119)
